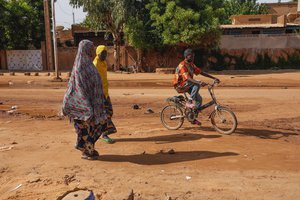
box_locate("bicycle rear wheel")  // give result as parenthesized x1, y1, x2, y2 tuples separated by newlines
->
(210, 107, 237, 134)
(160, 104, 184, 130)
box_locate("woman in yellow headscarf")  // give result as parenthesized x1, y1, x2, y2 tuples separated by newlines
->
(93, 45, 117, 143)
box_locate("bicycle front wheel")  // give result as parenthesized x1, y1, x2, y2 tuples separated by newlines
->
(160, 104, 184, 130)
(211, 107, 237, 134)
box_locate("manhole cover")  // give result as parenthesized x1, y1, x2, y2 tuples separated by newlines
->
(58, 189, 94, 200)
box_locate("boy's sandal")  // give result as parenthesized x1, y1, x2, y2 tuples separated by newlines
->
(191, 120, 201, 126)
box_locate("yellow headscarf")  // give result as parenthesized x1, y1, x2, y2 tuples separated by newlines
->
(93, 45, 109, 98)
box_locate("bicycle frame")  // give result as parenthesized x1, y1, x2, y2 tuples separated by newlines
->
(183, 83, 219, 112)
(169, 81, 221, 120)
(163, 80, 237, 133)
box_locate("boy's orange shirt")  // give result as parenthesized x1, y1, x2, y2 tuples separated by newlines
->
(173, 60, 201, 87)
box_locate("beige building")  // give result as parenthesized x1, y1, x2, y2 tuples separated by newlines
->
(220, 13, 300, 49)
(218, 2, 300, 66)
(263, 2, 298, 15)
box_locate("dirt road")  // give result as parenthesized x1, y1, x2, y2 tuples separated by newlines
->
(0, 71, 299, 199)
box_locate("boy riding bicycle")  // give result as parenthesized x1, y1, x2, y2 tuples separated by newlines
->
(173, 49, 220, 125)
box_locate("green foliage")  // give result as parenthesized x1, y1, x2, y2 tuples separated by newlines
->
(0, 0, 45, 50)
(25, 0, 46, 49)
(70, 0, 128, 37)
(277, 50, 300, 69)
(124, 0, 162, 49)
(3, 0, 33, 49)
(70, 0, 134, 69)
(146, 0, 225, 48)
(77, 0, 268, 50)
(81, 14, 104, 31)
(222, 0, 268, 24)
(0, 0, 8, 49)
(125, 17, 151, 49)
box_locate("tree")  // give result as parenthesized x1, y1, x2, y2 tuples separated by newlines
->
(0, 0, 8, 49)
(125, 0, 162, 49)
(222, 0, 268, 24)
(146, 0, 225, 48)
(124, 0, 163, 70)
(81, 14, 104, 30)
(4, 0, 34, 49)
(0, 0, 45, 49)
(70, 0, 133, 71)
(124, 0, 227, 69)
(25, 0, 46, 49)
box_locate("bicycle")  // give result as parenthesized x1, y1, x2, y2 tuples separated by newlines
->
(160, 80, 238, 134)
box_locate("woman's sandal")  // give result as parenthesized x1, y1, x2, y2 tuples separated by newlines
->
(74, 144, 84, 151)
(101, 137, 115, 144)
(81, 150, 99, 160)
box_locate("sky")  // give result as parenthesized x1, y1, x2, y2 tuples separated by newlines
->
(55, 0, 295, 29)
(55, 0, 86, 29)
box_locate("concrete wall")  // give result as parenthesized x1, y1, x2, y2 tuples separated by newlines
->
(220, 34, 300, 50)
(57, 48, 77, 71)
(56, 46, 136, 71)
(218, 48, 298, 64)
(213, 32, 300, 68)
(2, 33, 299, 71)
(57, 46, 181, 72)
(142, 48, 183, 72)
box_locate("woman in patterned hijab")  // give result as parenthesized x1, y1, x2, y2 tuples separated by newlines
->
(62, 40, 107, 160)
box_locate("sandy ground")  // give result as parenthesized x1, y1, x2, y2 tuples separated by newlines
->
(0, 71, 299, 200)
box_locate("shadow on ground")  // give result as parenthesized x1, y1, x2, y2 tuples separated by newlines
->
(115, 133, 221, 144)
(184, 126, 299, 139)
(97, 151, 238, 165)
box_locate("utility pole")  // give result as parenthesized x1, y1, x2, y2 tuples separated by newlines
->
(51, 0, 62, 81)
(72, 9, 75, 24)
(43, 0, 53, 71)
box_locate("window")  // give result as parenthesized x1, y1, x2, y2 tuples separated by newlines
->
(249, 18, 261, 22)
